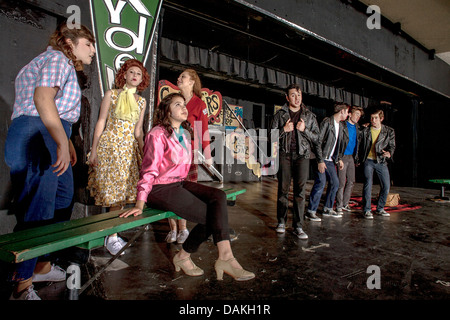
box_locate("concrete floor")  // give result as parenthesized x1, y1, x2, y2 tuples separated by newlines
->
(1, 177, 449, 306)
(81, 178, 449, 301)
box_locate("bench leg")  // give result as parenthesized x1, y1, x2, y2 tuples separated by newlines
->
(435, 185, 450, 201)
(78, 224, 149, 296)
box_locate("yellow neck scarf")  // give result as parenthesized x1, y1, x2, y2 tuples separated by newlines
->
(114, 85, 140, 122)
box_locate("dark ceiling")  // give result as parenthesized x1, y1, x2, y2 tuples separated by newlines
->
(159, 0, 447, 104)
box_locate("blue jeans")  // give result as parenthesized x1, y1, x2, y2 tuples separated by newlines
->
(362, 159, 390, 212)
(5, 116, 73, 281)
(307, 160, 339, 212)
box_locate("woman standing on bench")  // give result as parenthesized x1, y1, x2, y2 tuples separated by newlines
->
(120, 93, 254, 281)
(5, 22, 95, 300)
(87, 59, 149, 256)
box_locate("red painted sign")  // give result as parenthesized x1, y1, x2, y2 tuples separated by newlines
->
(157, 80, 223, 125)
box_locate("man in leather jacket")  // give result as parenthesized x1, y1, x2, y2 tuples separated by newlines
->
(270, 84, 319, 239)
(306, 103, 349, 220)
(358, 109, 396, 219)
(336, 106, 364, 214)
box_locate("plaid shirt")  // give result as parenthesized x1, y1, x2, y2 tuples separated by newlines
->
(12, 46, 81, 124)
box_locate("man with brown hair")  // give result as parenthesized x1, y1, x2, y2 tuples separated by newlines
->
(270, 84, 319, 239)
(336, 106, 364, 214)
(359, 109, 396, 219)
(306, 102, 349, 220)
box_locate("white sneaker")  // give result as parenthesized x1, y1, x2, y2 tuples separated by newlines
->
(294, 228, 308, 240)
(32, 264, 66, 282)
(322, 208, 342, 218)
(105, 236, 125, 255)
(306, 210, 322, 222)
(364, 211, 374, 219)
(375, 209, 390, 217)
(177, 229, 189, 244)
(275, 224, 286, 233)
(342, 205, 352, 212)
(165, 230, 177, 243)
(9, 285, 41, 300)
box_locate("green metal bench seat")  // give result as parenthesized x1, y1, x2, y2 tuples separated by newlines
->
(0, 188, 246, 264)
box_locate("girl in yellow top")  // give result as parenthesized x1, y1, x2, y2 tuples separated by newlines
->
(88, 59, 150, 255)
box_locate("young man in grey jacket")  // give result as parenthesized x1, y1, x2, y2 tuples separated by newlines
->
(270, 84, 319, 239)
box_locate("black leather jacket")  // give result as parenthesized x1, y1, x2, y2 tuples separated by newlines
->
(339, 120, 361, 163)
(269, 104, 319, 158)
(359, 124, 396, 165)
(314, 116, 345, 164)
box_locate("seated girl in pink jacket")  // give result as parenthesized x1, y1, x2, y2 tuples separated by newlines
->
(120, 93, 254, 281)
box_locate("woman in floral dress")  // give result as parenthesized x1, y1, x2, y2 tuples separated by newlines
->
(88, 59, 149, 255)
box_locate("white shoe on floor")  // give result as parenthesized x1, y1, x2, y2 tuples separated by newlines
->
(364, 211, 374, 219)
(9, 285, 41, 300)
(32, 264, 66, 282)
(275, 224, 286, 233)
(375, 209, 390, 217)
(322, 208, 342, 218)
(306, 211, 322, 222)
(342, 205, 352, 212)
(294, 228, 308, 240)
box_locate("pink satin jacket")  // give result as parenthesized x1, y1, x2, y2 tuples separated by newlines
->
(136, 125, 191, 202)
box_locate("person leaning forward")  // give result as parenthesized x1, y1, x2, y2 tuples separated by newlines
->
(5, 21, 95, 300)
(270, 84, 319, 239)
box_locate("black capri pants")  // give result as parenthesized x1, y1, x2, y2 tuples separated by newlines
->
(147, 181, 230, 253)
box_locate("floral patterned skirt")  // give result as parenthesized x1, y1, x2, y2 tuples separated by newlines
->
(87, 118, 142, 207)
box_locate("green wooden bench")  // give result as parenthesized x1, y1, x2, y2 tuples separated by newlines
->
(429, 179, 450, 200)
(0, 188, 246, 264)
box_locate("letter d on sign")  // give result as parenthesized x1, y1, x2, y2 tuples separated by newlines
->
(366, 265, 381, 289)
(66, 265, 81, 290)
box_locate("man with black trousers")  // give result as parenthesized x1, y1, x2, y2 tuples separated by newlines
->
(270, 84, 319, 239)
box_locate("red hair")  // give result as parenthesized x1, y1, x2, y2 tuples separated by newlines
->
(183, 69, 202, 98)
(115, 59, 150, 91)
